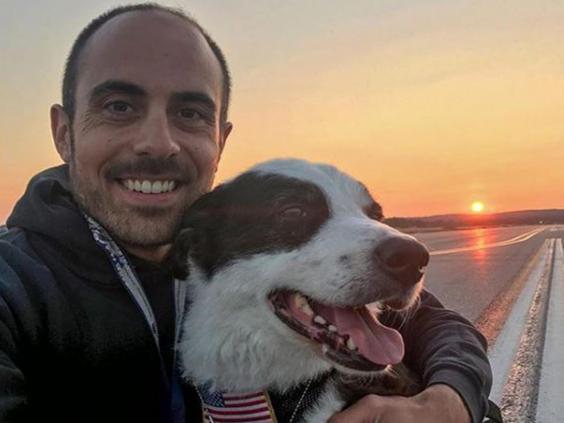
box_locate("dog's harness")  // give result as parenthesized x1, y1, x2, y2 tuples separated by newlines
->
(196, 374, 332, 423)
(197, 375, 504, 423)
(197, 385, 279, 423)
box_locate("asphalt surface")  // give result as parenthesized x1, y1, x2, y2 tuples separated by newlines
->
(413, 225, 561, 323)
(412, 225, 564, 422)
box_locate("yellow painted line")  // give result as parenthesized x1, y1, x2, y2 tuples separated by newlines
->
(430, 227, 546, 256)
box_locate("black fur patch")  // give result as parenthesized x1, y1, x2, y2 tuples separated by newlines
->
(171, 171, 330, 279)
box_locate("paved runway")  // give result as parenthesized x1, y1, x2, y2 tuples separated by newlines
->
(413, 225, 564, 422)
(414, 225, 559, 322)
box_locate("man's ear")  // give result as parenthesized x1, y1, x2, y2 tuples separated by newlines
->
(50, 104, 72, 163)
(218, 121, 233, 159)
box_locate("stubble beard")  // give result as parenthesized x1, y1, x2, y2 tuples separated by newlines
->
(69, 159, 207, 251)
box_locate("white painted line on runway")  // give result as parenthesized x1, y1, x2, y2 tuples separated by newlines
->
(498, 239, 554, 421)
(430, 227, 545, 256)
(536, 239, 564, 422)
(488, 239, 553, 404)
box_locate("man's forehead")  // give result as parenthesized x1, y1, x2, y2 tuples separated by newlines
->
(86, 10, 203, 49)
(75, 10, 222, 100)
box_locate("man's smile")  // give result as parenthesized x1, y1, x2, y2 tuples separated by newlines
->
(111, 176, 185, 207)
(121, 178, 177, 194)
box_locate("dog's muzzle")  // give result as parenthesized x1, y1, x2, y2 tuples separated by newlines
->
(269, 291, 404, 372)
(267, 237, 429, 373)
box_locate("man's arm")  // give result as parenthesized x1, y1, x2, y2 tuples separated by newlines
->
(0, 318, 27, 422)
(331, 290, 491, 423)
(0, 254, 29, 422)
(400, 290, 491, 422)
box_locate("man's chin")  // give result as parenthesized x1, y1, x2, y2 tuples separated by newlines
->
(108, 211, 180, 247)
(82, 206, 176, 263)
(80, 200, 181, 249)
(70, 175, 188, 252)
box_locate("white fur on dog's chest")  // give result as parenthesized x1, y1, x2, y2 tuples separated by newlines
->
(180, 272, 332, 393)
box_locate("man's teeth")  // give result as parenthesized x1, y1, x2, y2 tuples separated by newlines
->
(124, 179, 176, 194)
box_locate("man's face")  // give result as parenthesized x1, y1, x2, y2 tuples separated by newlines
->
(52, 11, 231, 259)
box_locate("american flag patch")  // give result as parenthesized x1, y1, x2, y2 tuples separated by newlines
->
(199, 384, 277, 423)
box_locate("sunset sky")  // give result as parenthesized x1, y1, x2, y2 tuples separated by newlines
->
(1, 0, 563, 222)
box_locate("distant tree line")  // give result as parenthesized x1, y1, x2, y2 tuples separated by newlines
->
(384, 209, 564, 230)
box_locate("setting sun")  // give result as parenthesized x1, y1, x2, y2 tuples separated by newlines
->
(471, 201, 485, 213)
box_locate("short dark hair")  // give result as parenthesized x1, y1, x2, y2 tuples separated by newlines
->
(62, 3, 231, 124)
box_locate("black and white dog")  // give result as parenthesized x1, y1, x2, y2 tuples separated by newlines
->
(171, 159, 429, 422)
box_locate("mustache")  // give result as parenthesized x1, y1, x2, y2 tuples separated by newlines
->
(106, 157, 188, 179)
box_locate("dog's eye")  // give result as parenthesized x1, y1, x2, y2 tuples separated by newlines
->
(279, 206, 307, 221)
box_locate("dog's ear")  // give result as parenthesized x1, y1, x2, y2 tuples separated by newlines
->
(167, 228, 194, 280)
(167, 190, 222, 279)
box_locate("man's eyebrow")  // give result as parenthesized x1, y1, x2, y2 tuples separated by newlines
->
(88, 82, 217, 113)
(89, 80, 147, 100)
(171, 91, 217, 111)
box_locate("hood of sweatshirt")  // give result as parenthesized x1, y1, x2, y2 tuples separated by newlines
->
(7, 165, 118, 285)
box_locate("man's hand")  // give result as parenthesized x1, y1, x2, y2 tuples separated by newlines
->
(328, 384, 471, 423)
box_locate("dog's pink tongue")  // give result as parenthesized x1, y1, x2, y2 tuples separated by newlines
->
(315, 303, 405, 365)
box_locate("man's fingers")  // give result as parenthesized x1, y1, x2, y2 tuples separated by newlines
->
(329, 386, 472, 423)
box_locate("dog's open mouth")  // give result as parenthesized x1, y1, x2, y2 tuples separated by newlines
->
(268, 291, 404, 372)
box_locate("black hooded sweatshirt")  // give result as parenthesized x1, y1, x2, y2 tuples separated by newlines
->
(0, 166, 492, 423)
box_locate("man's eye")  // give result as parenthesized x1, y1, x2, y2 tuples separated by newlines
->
(105, 101, 132, 114)
(179, 108, 202, 120)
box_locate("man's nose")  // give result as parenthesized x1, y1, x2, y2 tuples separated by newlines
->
(133, 111, 181, 157)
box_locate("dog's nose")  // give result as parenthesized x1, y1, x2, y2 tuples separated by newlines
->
(374, 237, 430, 286)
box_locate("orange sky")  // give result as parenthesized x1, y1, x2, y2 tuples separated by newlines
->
(1, 0, 563, 222)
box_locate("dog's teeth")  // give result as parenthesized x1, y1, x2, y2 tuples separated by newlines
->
(314, 315, 327, 325)
(294, 294, 314, 316)
(321, 344, 329, 354)
(346, 338, 357, 351)
(328, 325, 338, 332)
(294, 294, 308, 308)
(301, 302, 314, 316)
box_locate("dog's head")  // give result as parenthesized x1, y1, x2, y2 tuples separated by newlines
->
(173, 159, 429, 391)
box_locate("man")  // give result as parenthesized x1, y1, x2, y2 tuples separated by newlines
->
(0, 4, 491, 422)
